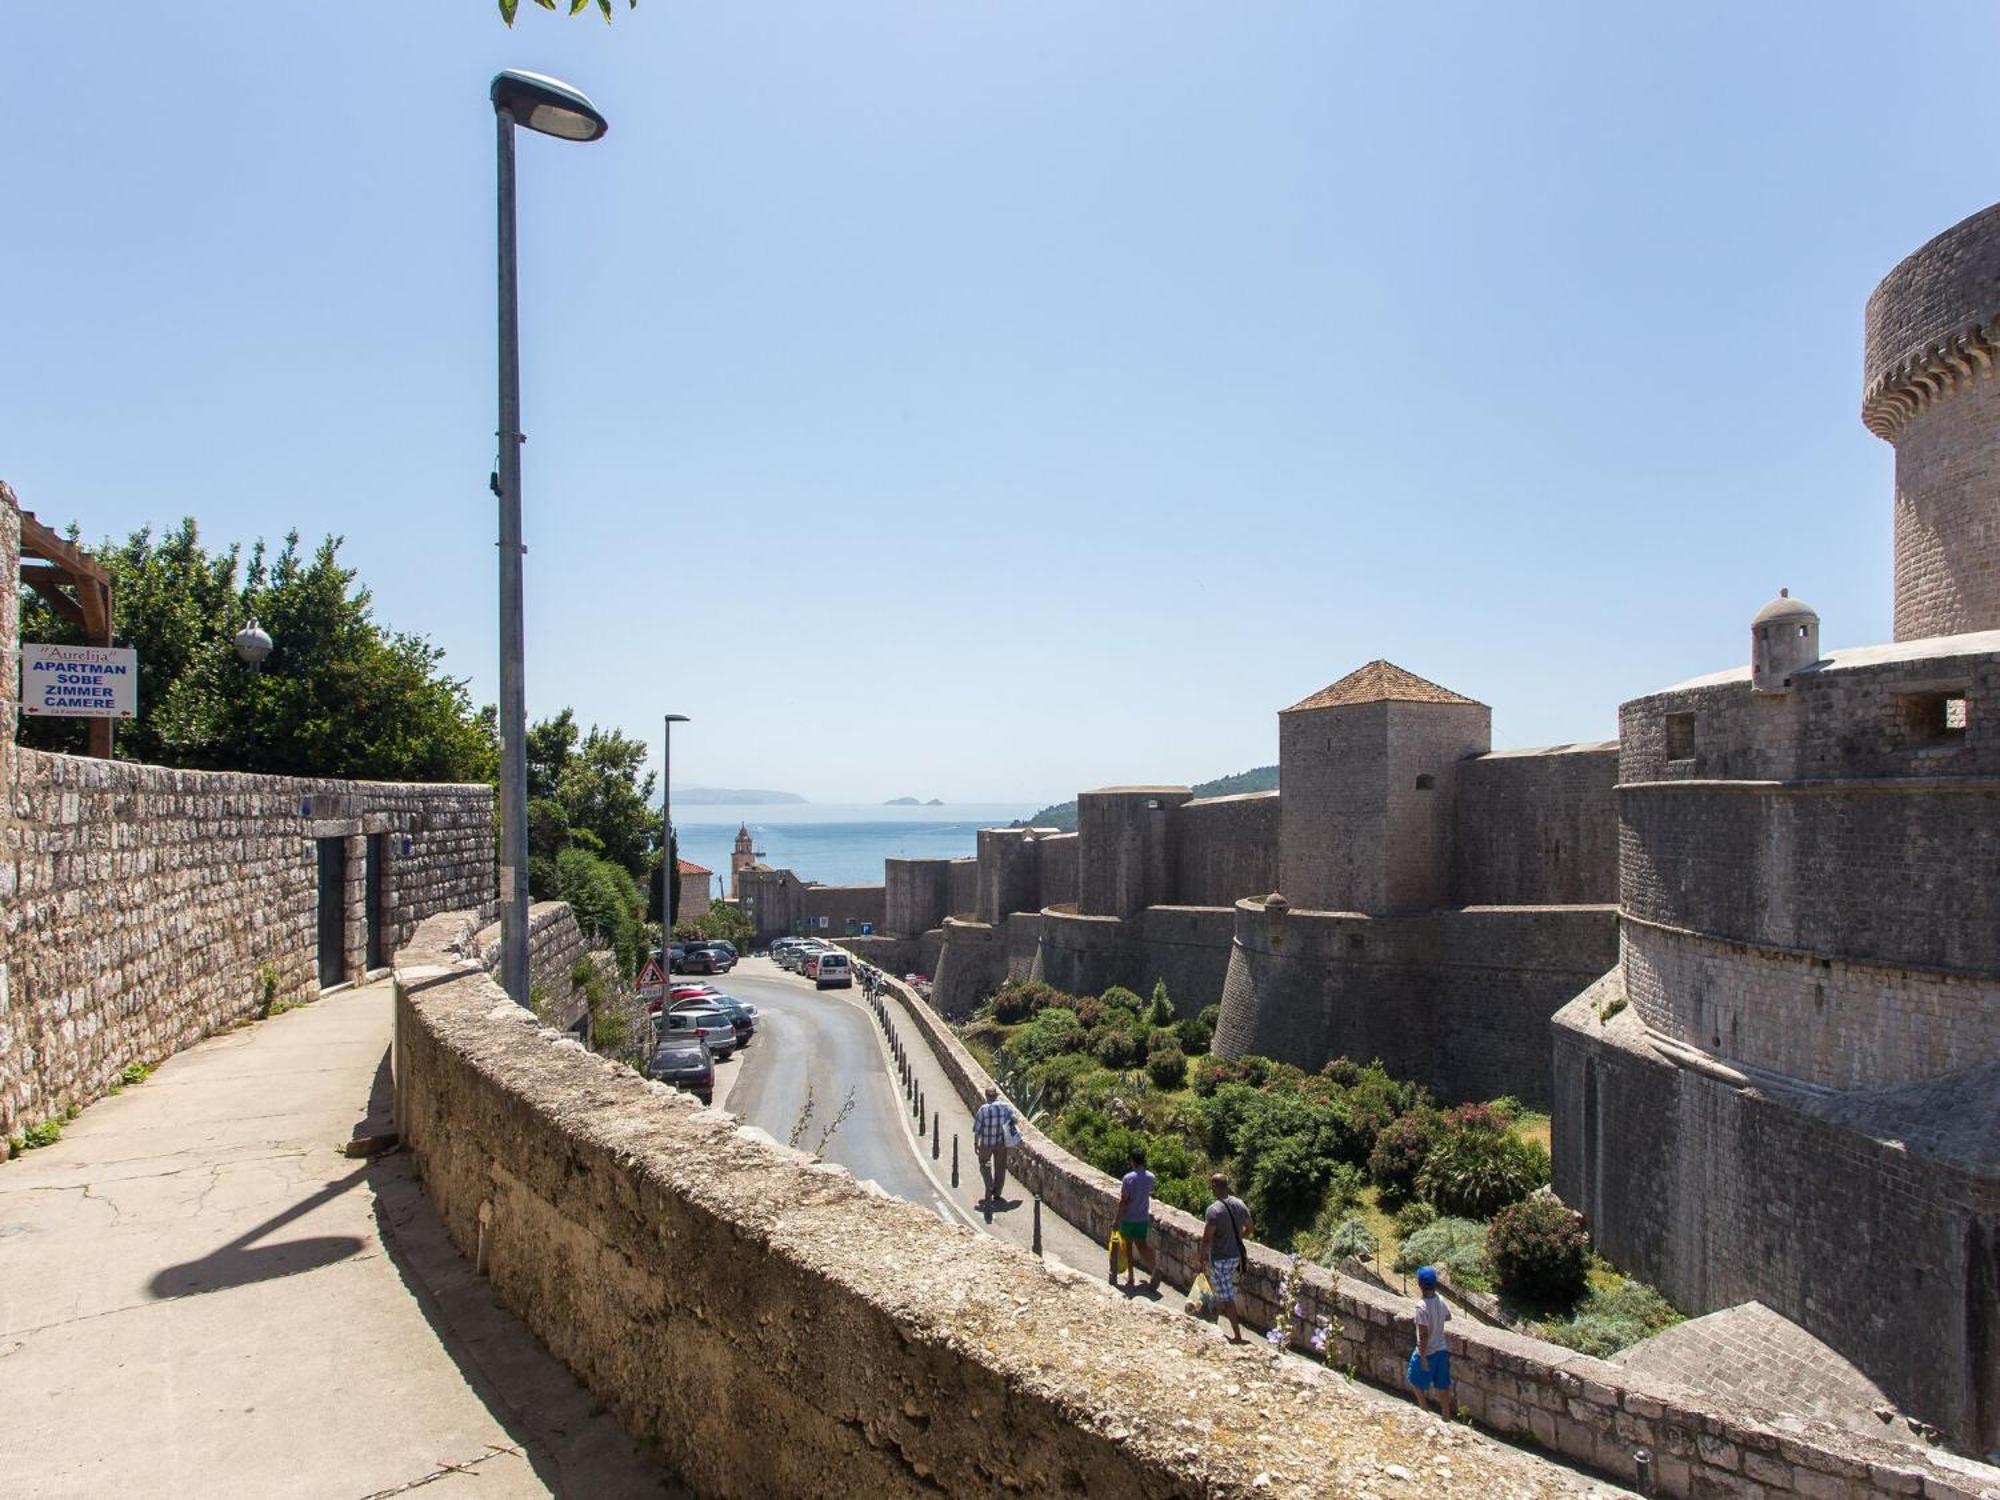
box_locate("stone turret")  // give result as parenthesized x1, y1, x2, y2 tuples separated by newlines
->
(1863, 200, 2000, 641)
(1750, 589, 1819, 693)
(1276, 661, 1489, 914)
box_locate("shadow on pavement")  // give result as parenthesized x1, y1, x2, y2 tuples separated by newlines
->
(147, 1168, 369, 1299)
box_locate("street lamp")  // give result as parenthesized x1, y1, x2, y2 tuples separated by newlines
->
(661, 713, 689, 941)
(491, 68, 608, 1008)
(233, 618, 273, 672)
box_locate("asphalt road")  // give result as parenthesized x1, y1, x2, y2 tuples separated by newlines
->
(704, 959, 959, 1222)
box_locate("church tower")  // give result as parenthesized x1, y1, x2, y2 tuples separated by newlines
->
(728, 823, 763, 899)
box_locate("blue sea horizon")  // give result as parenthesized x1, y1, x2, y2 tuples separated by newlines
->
(673, 802, 1040, 899)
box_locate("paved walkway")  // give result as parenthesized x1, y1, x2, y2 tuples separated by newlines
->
(0, 982, 676, 1500)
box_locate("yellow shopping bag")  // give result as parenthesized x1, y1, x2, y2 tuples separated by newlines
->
(1185, 1271, 1217, 1320)
(1107, 1229, 1130, 1277)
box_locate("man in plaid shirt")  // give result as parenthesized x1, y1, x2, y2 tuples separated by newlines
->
(972, 1086, 1017, 1205)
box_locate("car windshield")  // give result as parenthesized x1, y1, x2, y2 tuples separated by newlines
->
(654, 1049, 703, 1067)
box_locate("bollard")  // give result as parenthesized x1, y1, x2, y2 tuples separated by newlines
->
(951, 1133, 959, 1188)
(931, 1110, 940, 1160)
(1632, 1449, 1654, 1496)
(1032, 1195, 1043, 1255)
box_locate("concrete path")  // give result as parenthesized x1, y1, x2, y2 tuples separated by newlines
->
(0, 982, 677, 1500)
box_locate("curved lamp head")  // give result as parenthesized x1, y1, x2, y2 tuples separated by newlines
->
(490, 70, 607, 142)
(664, 714, 690, 726)
(233, 618, 274, 668)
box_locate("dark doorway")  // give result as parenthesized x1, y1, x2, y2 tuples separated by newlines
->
(365, 835, 387, 973)
(316, 838, 347, 990)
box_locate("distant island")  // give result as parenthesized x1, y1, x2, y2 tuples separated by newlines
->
(1015, 765, 1277, 832)
(883, 796, 947, 806)
(678, 787, 808, 806)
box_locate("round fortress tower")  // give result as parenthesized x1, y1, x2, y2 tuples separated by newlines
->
(1863, 200, 2000, 642)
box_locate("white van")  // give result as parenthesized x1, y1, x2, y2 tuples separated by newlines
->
(813, 951, 852, 990)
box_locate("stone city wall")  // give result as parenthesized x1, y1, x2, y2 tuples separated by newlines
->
(737, 866, 885, 943)
(1034, 905, 1237, 1017)
(883, 857, 952, 938)
(469, 901, 618, 1036)
(0, 749, 492, 1136)
(0, 490, 17, 756)
(1035, 829, 1078, 909)
(1170, 790, 1280, 907)
(1452, 744, 1619, 906)
(873, 972, 1997, 1499)
(1214, 899, 1618, 1108)
(1553, 977, 2000, 1458)
(947, 856, 978, 919)
(391, 913, 1626, 1500)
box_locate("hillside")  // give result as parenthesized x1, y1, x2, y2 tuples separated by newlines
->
(1016, 764, 1277, 833)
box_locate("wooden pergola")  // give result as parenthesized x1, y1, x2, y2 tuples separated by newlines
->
(11, 489, 116, 758)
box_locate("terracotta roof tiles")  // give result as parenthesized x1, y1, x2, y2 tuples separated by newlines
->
(1282, 660, 1483, 713)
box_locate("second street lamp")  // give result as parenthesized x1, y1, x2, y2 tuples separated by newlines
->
(491, 69, 608, 1008)
(662, 713, 689, 943)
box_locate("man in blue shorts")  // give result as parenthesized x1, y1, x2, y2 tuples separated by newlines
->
(1407, 1265, 1454, 1418)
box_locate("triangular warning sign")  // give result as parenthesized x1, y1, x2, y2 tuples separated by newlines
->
(637, 956, 667, 989)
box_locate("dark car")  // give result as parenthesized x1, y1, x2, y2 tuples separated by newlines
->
(682, 942, 734, 976)
(647, 1037, 714, 1104)
(667, 942, 687, 973)
(670, 992, 754, 1048)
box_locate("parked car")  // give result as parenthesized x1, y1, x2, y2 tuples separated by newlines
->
(669, 993, 754, 1047)
(659, 1006, 736, 1060)
(814, 951, 853, 990)
(682, 942, 736, 975)
(646, 1037, 714, 1103)
(667, 942, 687, 973)
(776, 942, 815, 973)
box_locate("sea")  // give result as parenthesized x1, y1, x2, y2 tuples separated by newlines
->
(674, 803, 1040, 901)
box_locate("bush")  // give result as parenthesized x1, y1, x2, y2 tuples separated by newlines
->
(1099, 985, 1146, 1016)
(555, 846, 646, 975)
(1394, 1216, 1491, 1290)
(1368, 1108, 1440, 1198)
(1415, 1128, 1549, 1219)
(1091, 1027, 1138, 1069)
(992, 978, 1068, 1024)
(1006, 1007, 1085, 1067)
(1534, 1281, 1682, 1358)
(1189, 1055, 1241, 1096)
(1440, 1101, 1511, 1136)
(1145, 1026, 1180, 1059)
(1246, 1137, 1361, 1247)
(1026, 1051, 1110, 1111)
(1173, 1014, 1212, 1056)
(1317, 1212, 1380, 1266)
(1147, 981, 1175, 1027)
(1488, 1196, 1592, 1304)
(1393, 1199, 1438, 1237)
(1146, 1046, 1188, 1090)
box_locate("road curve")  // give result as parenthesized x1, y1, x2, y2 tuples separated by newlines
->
(707, 960, 957, 1221)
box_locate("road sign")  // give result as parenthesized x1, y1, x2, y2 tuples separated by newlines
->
(637, 956, 668, 1003)
(20, 643, 138, 719)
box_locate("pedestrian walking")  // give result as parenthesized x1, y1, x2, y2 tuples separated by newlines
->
(1201, 1172, 1253, 1343)
(972, 1086, 1017, 1205)
(1112, 1147, 1160, 1292)
(1407, 1265, 1454, 1418)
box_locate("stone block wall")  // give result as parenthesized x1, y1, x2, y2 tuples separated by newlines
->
(884, 857, 952, 937)
(0, 489, 17, 758)
(389, 915, 1637, 1500)
(875, 971, 1998, 1499)
(1170, 789, 1279, 906)
(1034, 829, 1077, 908)
(946, 857, 977, 919)
(1452, 743, 1619, 905)
(1213, 899, 1618, 1107)
(737, 867, 886, 943)
(1553, 980, 2000, 1456)
(1077, 787, 1190, 919)
(470, 901, 617, 1036)
(0, 748, 492, 1135)
(1033, 905, 1236, 1017)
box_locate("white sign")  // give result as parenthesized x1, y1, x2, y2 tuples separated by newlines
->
(21, 643, 138, 719)
(636, 956, 668, 1004)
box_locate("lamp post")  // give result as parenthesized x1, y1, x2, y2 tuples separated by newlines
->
(661, 713, 689, 941)
(233, 618, 273, 673)
(491, 69, 608, 1007)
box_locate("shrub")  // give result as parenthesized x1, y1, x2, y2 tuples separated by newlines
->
(1440, 1101, 1511, 1136)
(1147, 980, 1175, 1027)
(1099, 985, 1146, 1016)
(992, 978, 1067, 1024)
(1090, 1026, 1138, 1069)
(1173, 1014, 1212, 1056)
(555, 846, 646, 976)
(1189, 1054, 1242, 1097)
(1072, 994, 1107, 1027)
(1393, 1199, 1439, 1237)
(1394, 1216, 1491, 1290)
(1367, 1108, 1440, 1198)
(1247, 1137, 1360, 1246)
(1027, 1051, 1108, 1110)
(1488, 1196, 1592, 1304)
(1415, 1129, 1549, 1219)
(1144, 1026, 1179, 1059)
(1535, 1281, 1682, 1358)
(1006, 1007, 1085, 1067)
(1317, 1212, 1380, 1266)
(1146, 1046, 1188, 1090)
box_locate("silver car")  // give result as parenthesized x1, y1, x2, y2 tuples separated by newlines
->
(658, 1006, 736, 1061)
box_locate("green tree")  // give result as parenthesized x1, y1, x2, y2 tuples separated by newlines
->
(522, 709, 662, 904)
(19, 521, 494, 783)
(500, 0, 636, 25)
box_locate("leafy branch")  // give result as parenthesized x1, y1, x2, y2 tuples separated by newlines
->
(500, 0, 637, 24)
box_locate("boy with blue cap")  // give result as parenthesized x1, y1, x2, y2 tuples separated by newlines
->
(1407, 1266, 1454, 1418)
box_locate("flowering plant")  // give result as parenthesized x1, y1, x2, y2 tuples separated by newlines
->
(1265, 1255, 1340, 1362)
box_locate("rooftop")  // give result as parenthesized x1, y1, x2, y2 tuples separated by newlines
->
(677, 858, 712, 876)
(1283, 659, 1485, 713)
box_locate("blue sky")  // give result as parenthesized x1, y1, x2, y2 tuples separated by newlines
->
(4, 4, 1996, 804)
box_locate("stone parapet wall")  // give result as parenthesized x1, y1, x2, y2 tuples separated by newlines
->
(470, 901, 616, 1035)
(1620, 919, 1996, 1090)
(0, 748, 492, 1135)
(0, 486, 17, 758)
(1214, 900, 1618, 1108)
(1553, 979, 2000, 1458)
(1034, 830, 1077, 908)
(875, 971, 1997, 1499)
(390, 914, 1627, 1500)
(1452, 744, 1619, 906)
